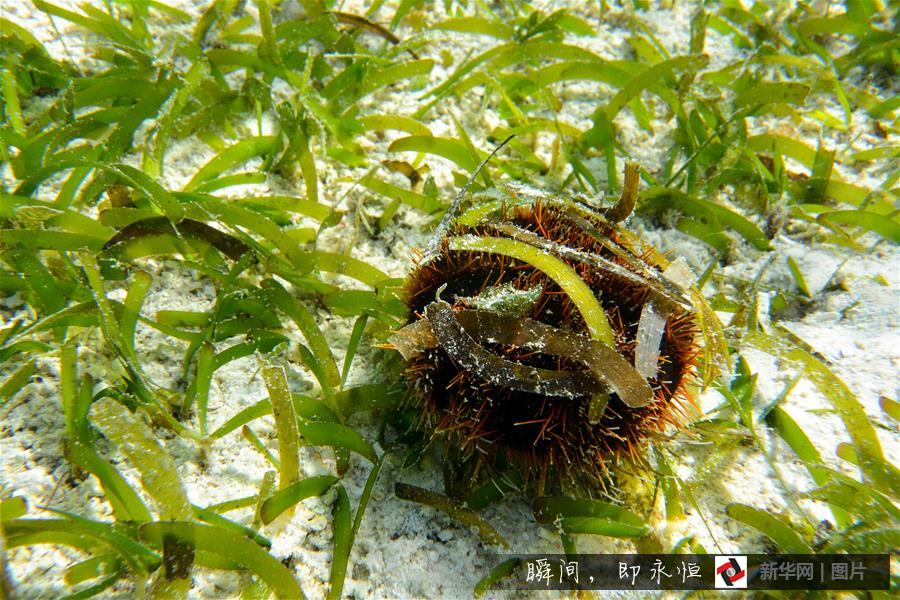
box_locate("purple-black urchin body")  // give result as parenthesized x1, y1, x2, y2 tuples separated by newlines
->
(399, 197, 700, 494)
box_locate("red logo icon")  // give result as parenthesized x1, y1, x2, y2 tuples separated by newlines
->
(715, 556, 747, 588)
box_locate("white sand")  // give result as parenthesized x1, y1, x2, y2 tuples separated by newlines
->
(1, 1, 897, 598)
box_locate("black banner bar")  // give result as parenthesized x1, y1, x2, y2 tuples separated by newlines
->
(495, 554, 892, 591)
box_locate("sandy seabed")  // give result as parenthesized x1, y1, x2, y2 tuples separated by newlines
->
(0, 0, 897, 598)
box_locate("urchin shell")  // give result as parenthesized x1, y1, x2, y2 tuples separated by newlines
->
(400, 188, 700, 494)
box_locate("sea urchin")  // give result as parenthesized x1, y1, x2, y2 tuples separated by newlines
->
(391, 165, 717, 495)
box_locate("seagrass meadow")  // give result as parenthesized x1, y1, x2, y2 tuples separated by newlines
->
(0, 0, 897, 598)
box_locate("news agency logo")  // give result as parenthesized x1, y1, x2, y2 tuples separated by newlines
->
(715, 556, 747, 589)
